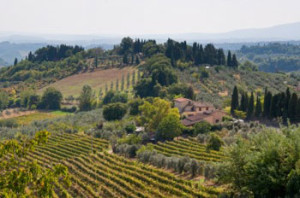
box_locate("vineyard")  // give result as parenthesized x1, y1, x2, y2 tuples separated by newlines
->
(19, 133, 221, 197)
(149, 138, 225, 162)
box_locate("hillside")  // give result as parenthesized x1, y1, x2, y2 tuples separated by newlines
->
(179, 66, 299, 107)
(38, 67, 137, 97)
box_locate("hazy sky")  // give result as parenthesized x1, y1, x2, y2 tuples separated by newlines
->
(1, 0, 300, 35)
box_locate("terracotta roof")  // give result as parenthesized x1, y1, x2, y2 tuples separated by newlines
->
(181, 110, 226, 126)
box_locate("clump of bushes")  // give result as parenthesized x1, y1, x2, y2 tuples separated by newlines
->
(103, 103, 127, 121)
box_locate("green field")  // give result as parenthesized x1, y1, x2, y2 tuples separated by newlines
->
(6, 111, 71, 126)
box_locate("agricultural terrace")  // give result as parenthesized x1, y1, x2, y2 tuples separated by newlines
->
(149, 138, 225, 162)
(20, 133, 221, 197)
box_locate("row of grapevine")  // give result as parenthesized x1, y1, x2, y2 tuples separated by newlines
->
(20, 133, 221, 197)
(149, 138, 225, 162)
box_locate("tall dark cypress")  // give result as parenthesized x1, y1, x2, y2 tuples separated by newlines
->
(217, 49, 226, 65)
(270, 93, 280, 118)
(240, 93, 249, 112)
(263, 91, 272, 118)
(255, 95, 262, 117)
(288, 93, 298, 122)
(247, 92, 254, 118)
(227, 51, 232, 67)
(283, 88, 291, 121)
(14, 58, 18, 66)
(296, 98, 300, 122)
(231, 86, 239, 115)
(231, 54, 239, 68)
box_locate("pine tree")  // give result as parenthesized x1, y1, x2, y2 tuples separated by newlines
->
(28, 51, 34, 61)
(247, 92, 254, 118)
(231, 86, 239, 115)
(255, 95, 262, 117)
(14, 58, 18, 66)
(270, 93, 280, 118)
(227, 51, 232, 67)
(288, 93, 298, 122)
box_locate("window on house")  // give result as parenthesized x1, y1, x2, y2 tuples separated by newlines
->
(206, 107, 209, 110)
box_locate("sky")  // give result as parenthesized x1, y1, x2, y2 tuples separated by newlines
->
(0, 0, 300, 35)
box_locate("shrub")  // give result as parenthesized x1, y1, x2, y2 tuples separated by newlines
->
(193, 121, 211, 135)
(118, 134, 141, 145)
(0, 119, 18, 128)
(207, 134, 223, 151)
(40, 87, 63, 110)
(125, 123, 136, 133)
(103, 103, 127, 121)
(128, 98, 144, 115)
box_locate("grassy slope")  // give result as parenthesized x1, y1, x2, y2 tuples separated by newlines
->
(38, 67, 137, 97)
(180, 66, 299, 107)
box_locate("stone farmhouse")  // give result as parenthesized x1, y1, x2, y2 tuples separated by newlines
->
(174, 98, 226, 126)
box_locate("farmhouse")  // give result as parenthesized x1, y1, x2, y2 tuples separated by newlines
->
(174, 98, 226, 126)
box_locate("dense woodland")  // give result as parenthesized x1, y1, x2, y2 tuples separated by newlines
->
(239, 42, 300, 72)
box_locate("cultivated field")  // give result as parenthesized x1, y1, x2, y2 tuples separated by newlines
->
(0, 111, 71, 125)
(22, 133, 221, 197)
(149, 138, 225, 162)
(38, 67, 137, 97)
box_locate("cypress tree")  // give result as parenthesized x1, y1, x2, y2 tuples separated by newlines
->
(227, 51, 232, 67)
(135, 55, 140, 65)
(14, 58, 18, 66)
(283, 88, 291, 121)
(231, 54, 238, 68)
(288, 93, 298, 122)
(110, 81, 114, 90)
(121, 75, 125, 91)
(247, 92, 254, 118)
(126, 73, 130, 89)
(255, 95, 262, 117)
(132, 71, 136, 85)
(270, 94, 280, 118)
(231, 86, 239, 115)
(240, 93, 248, 112)
(123, 54, 128, 64)
(116, 79, 119, 91)
(296, 98, 300, 123)
(94, 56, 98, 68)
(263, 91, 272, 118)
(105, 83, 108, 93)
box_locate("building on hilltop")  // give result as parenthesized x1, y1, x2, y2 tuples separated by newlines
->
(174, 97, 226, 126)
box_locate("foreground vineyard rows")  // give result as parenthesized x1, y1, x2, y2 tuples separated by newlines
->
(149, 138, 225, 162)
(21, 133, 221, 197)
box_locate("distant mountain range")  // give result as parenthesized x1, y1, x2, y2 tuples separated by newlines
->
(0, 21, 299, 66)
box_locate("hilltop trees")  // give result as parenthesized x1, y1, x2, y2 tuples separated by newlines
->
(28, 44, 83, 62)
